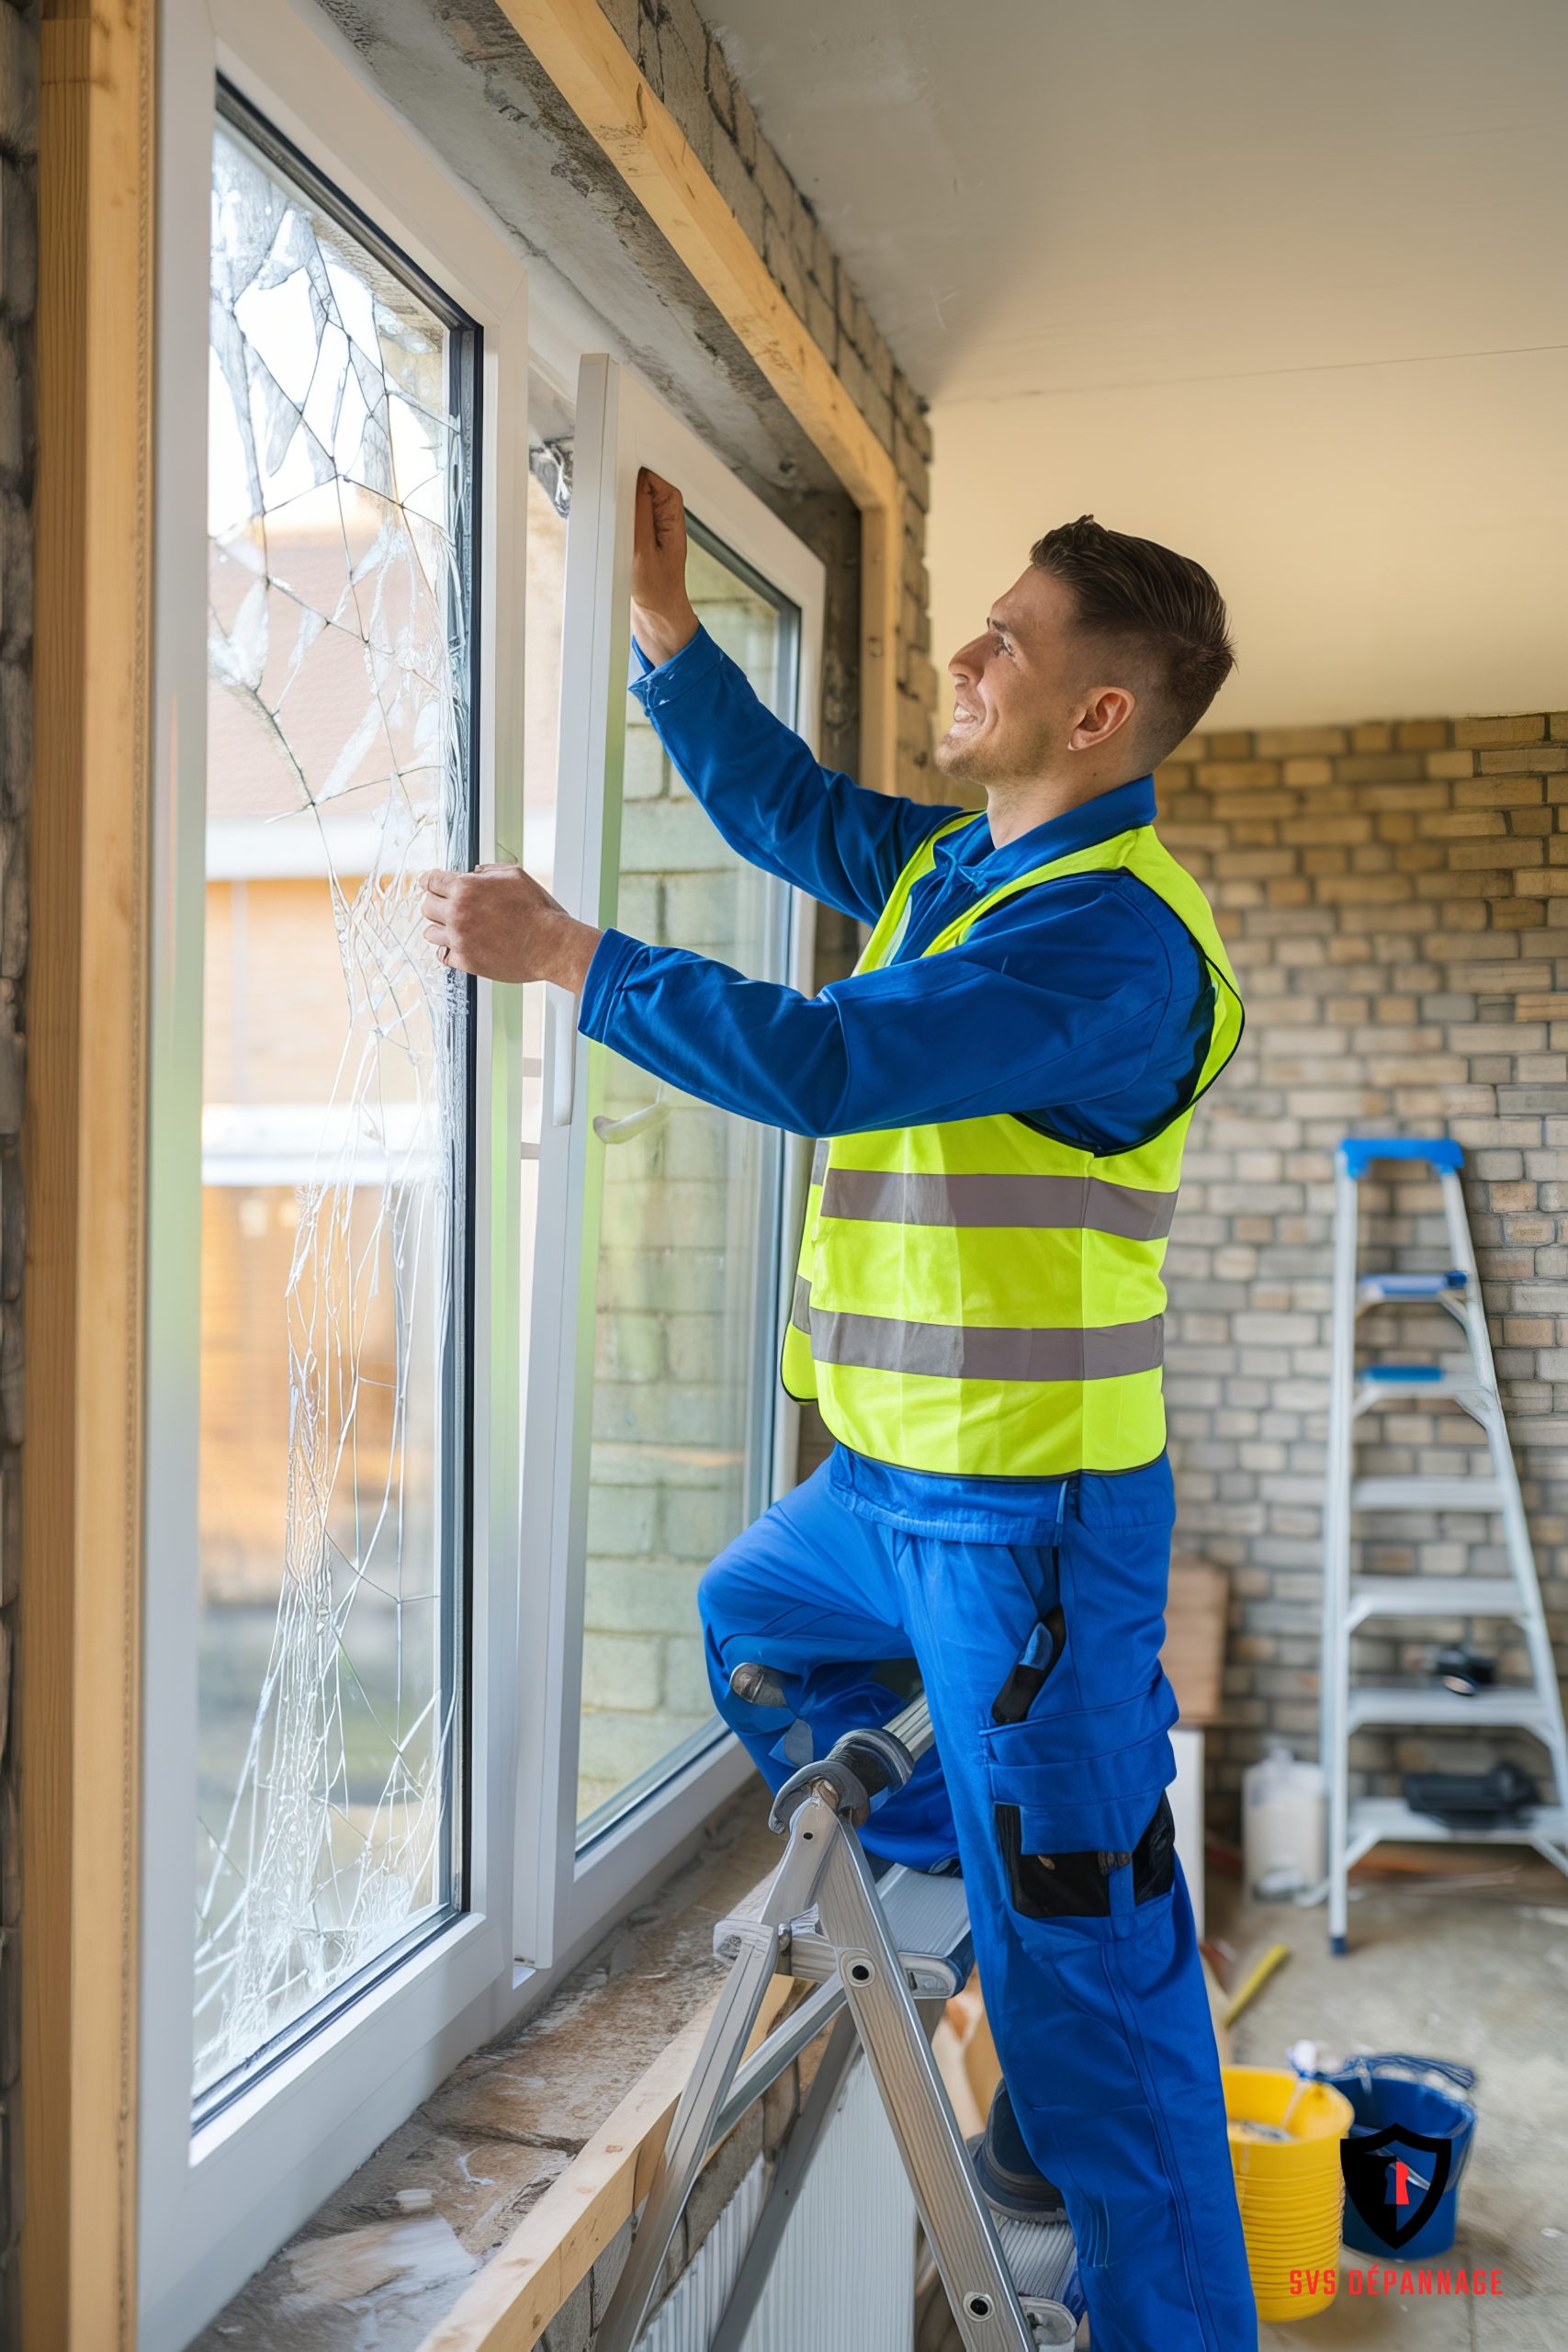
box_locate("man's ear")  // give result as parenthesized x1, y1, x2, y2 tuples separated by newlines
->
(1067, 685, 1137, 752)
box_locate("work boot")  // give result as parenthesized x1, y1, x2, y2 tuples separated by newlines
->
(972, 2083, 1067, 2222)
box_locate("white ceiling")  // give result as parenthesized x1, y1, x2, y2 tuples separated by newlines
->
(712, 0, 1568, 725)
(712, 0, 1566, 405)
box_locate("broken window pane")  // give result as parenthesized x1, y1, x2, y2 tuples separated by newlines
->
(194, 100, 476, 2107)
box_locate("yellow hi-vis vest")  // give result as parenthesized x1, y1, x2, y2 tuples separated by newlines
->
(781, 816, 1244, 1477)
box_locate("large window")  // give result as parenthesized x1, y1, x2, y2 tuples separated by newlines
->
(146, 13, 822, 2341)
(195, 93, 477, 2112)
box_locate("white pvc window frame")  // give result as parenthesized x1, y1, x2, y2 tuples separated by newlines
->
(143, 5, 825, 2341)
(512, 356, 825, 1971)
(142, 4, 527, 2341)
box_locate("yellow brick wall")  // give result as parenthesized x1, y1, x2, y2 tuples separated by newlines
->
(1157, 708, 1568, 1822)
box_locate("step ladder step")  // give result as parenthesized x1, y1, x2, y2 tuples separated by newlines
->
(1356, 1369, 1485, 1396)
(715, 1861, 972, 1996)
(1348, 1575, 1530, 1622)
(1358, 1271, 1466, 1303)
(1350, 1794, 1568, 1849)
(995, 2212, 1081, 2312)
(1346, 1686, 1554, 1733)
(1351, 1476, 1504, 1512)
(1354, 1373, 1491, 1411)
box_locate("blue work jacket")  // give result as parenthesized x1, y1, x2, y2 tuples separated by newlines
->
(578, 627, 1213, 1538)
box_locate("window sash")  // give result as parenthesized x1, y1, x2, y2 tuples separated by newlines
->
(512, 356, 826, 1969)
(191, 79, 481, 2126)
(143, 7, 527, 2340)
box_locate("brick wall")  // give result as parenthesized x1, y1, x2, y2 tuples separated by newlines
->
(0, 0, 31, 2332)
(595, 0, 940, 797)
(1157, 710, 1568, 1826)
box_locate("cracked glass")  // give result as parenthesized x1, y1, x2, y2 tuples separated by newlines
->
(194, 102, 476, 2107)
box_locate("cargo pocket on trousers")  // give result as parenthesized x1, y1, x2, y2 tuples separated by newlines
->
(981, 1683, 1178, 1915)
(998, 1792, 1178, 1922)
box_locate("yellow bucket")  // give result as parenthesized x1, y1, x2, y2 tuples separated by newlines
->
(1224, 2065, 1353, 2322)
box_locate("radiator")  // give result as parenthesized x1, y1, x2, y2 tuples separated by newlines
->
(637, 2051, 917, 2352)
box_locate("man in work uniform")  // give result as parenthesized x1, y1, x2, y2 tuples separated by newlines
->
(422, 475, 1256, 2352)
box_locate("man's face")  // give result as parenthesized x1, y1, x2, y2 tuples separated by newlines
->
(937, 567, 1109, 787)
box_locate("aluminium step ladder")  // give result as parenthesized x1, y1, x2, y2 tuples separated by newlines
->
(1319, 1136, 1568, 1951)
(592, 1691, 1083, 2352)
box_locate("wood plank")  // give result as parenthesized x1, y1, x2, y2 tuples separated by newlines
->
(1163, 1558, 1229, 1727)
(23, 4, 155, 2345)
(413, 1972, 795, 2352)
(495, 0, 903, 790)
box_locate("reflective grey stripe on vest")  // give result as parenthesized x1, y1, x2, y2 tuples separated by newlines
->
(818, 1168, 1179, 1242)
(810, 1138, 829, 1185)
(792, 1282, 1163, 1382)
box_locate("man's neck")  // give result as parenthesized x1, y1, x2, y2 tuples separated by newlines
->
(983, 769, 1137, 849)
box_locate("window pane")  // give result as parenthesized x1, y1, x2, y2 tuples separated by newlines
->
(195, 106, 475, 2105)
(577, 532, 798, 1835)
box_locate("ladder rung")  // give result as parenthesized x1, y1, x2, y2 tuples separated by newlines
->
(1350, 1476, 1504, 1512)
(716, 1862, 972, 1994)
(995, 2213, 1079, 2305)
(1358, 1271, 1466, 1302)
(1347, 1686, 1554, 1733)
(1349, 1795, 1568, 1849)
(1348, 1575, 1530, 1623)
(1354, 1373, 1490, 1408)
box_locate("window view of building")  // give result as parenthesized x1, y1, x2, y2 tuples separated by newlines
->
(195, 107, 476, 2104)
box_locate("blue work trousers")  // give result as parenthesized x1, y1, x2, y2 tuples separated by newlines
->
(699, 1453, 1257, 2352)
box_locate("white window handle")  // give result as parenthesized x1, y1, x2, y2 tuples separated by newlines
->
(593, 1086, 669, 1146)
(548, 989, 576, 1128)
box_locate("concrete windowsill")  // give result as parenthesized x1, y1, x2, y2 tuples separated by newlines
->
(194, 1790, 784, 2351)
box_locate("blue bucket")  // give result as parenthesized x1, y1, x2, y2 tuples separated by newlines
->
(1309, 2053, 1476, 2257)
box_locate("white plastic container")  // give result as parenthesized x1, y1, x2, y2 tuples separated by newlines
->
(1242, 1746, 1326, 1899)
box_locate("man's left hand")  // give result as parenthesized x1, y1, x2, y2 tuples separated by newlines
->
(419, 863, 602, 992)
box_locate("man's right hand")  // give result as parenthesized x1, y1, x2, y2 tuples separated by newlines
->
(631, 467, 700, 667)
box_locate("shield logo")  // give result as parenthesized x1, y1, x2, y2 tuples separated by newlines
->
(1341, 2125, 1453, 2250)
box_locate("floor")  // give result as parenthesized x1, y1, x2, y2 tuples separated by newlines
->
(1214, 1849, 1568, 2349)
(186, 1808, 1568, 2350)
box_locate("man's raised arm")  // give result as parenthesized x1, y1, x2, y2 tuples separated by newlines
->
(631, 469, 958, 924)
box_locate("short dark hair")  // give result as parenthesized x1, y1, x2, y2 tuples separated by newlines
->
(1030, 514, 1235, 763)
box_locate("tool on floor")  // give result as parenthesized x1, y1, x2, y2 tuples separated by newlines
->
(1317, 1136, 1568, 1951)
(1221, 1939, 1290, 2028)
(592, 1690, 1083, 2352)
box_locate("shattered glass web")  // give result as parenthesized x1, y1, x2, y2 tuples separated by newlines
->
(195, 121, 468, 2097)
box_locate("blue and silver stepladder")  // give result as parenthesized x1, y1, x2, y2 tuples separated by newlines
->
(1318, 1136, 1568, 1951)
(592, 1688, 1083, 2352)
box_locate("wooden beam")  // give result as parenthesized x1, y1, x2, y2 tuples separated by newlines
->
(23, 3, 155, 2344)
(496, 0, 904, 791)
